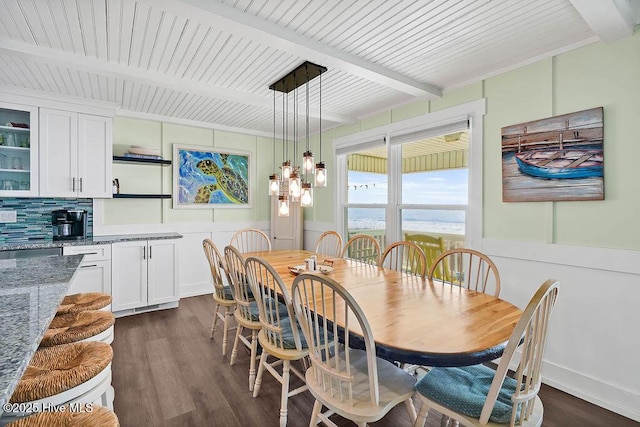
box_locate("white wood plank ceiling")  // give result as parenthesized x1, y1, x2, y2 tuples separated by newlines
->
(0, 0, 637, 137)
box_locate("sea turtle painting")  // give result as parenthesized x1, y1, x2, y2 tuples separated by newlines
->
(195, 157, 248, 204)
(175, 148, 249, 206)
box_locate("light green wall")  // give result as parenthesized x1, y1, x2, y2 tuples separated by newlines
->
(104, 119, 272, 225)
(483, 59, 554, 241)
(106, 32, 640, 251)
(314, 31, 640, 251)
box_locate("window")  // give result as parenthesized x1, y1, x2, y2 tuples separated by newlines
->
(334, 99, 486, 251)
(341, 132, 468, 251)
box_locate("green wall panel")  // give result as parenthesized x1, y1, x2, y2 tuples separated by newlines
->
(553, 35, 640, 249)
(482, 59, 554, 241)
(431, 83, 483, 112)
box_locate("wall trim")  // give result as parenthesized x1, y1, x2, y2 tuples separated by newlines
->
(483, 237, 640, 274)
(117, 109, 273, 138)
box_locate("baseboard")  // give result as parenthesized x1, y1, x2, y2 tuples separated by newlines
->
(540, 360, 640, 422)
(113, 301, 179, 318)
(180, 282, 212, 298)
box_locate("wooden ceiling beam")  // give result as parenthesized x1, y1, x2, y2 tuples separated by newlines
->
(0, 37, 355, 125)
(569, 0, 638, 43)
(153, 0, 442, 98)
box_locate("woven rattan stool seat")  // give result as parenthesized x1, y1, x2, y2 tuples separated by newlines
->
(57, 293, 112, 314)
(6, 404, 119, 427)
(40, 311, 115, 347)
(9, 342, 113, 404)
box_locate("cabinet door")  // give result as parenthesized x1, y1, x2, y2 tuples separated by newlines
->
(112, 241, 148, 311)
(68, 260, 112, 295)
(39, 108, 78, 197)
(147, 240, 179, 305)
(0, 102, 39, 197)
(77, 114, 112, 198)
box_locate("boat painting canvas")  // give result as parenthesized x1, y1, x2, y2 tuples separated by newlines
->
(502, 107, 604, 202)
(173, 145, 251, 209)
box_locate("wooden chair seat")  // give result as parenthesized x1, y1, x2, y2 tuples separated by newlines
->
(57, 293, 112, 314)
(40, 311, 115, 347)
(6, 404, 119, 426)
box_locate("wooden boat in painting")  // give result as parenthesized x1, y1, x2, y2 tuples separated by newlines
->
(515, 149, 603, 179)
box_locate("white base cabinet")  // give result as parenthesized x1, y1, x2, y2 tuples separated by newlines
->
(63, 245, 112, 295)
(111, 239, 179, 315)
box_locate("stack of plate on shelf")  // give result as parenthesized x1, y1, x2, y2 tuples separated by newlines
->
(123, 145, 162, 160)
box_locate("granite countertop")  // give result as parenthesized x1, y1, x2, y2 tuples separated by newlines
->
(0, 232, 183, 252)
(0, 254, 84, 411)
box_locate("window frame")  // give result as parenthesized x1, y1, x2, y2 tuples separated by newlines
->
(334, 99, 486, 250)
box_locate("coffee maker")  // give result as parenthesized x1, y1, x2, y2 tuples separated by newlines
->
(52, 209, 87, 241)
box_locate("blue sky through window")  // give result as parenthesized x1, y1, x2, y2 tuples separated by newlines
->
(348, 169, 468, 205)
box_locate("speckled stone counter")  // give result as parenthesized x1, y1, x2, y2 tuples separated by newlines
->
(0, 255, 84, 412)
(0, 232, 183, 252)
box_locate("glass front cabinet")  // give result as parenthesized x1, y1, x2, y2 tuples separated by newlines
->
(0, 102, 38, 196)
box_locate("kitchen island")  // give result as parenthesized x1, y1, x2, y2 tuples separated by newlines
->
(0, 254, 84, 412)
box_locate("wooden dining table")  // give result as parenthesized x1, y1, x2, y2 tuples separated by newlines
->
(243, 249, 522, 367)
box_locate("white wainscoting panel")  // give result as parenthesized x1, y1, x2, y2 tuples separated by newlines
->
(483, 238, 640, 422)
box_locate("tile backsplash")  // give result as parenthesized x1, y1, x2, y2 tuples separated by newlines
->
(0, 198, 93, 243)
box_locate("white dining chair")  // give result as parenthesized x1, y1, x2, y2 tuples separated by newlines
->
(224, 245, 262, 391)
(245, 256, 309, 427)
(379, 241, 427, 277)
(413, 279, 560, 427)
(292, 272, 417, 426)
(229, 228, 271, 253)
(341, 234, 381, 265)
(428, 248, 501, 297)
(314, 230, 343, 258)
(203, 239, 236, 356)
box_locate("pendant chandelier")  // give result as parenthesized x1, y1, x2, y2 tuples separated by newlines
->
(268, 61, 327, 215)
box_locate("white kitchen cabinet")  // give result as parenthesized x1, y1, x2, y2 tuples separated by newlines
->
(271, 198, 303, 250)
(111, 239, 179, 315)
(63, 245, 112, 296)
(0, 102, 39, 197)
(39, 108, 112, 198)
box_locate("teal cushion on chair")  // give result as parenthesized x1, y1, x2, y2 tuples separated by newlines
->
(222, 286, 234, 300)
(279, 316, 308, 349)
(414, 364, 519, 424)
(248, 298, 289, 321)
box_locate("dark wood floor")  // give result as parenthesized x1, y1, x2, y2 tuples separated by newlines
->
(112, 295, 638, 427)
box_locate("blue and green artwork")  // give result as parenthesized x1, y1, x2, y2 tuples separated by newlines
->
(175, 146, 250, 207)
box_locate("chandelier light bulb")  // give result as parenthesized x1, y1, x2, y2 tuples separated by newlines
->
(282, 160, 291, 179)
(303, 151, 315, 174)
(289, 172, 301, 199)
(278, 195, 289, 217)
(300, 183, 313, 207)
(268, 174, 280, 196)
(315, 162, 327, 187)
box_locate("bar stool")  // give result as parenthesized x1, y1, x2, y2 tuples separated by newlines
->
(9, 341, 114, 411)
(5, 405, 119, 426)
(57, 292, 112, 314)
(39, 310, 115, 346)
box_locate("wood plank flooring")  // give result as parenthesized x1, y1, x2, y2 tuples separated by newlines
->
(112, 295, 639, 427)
